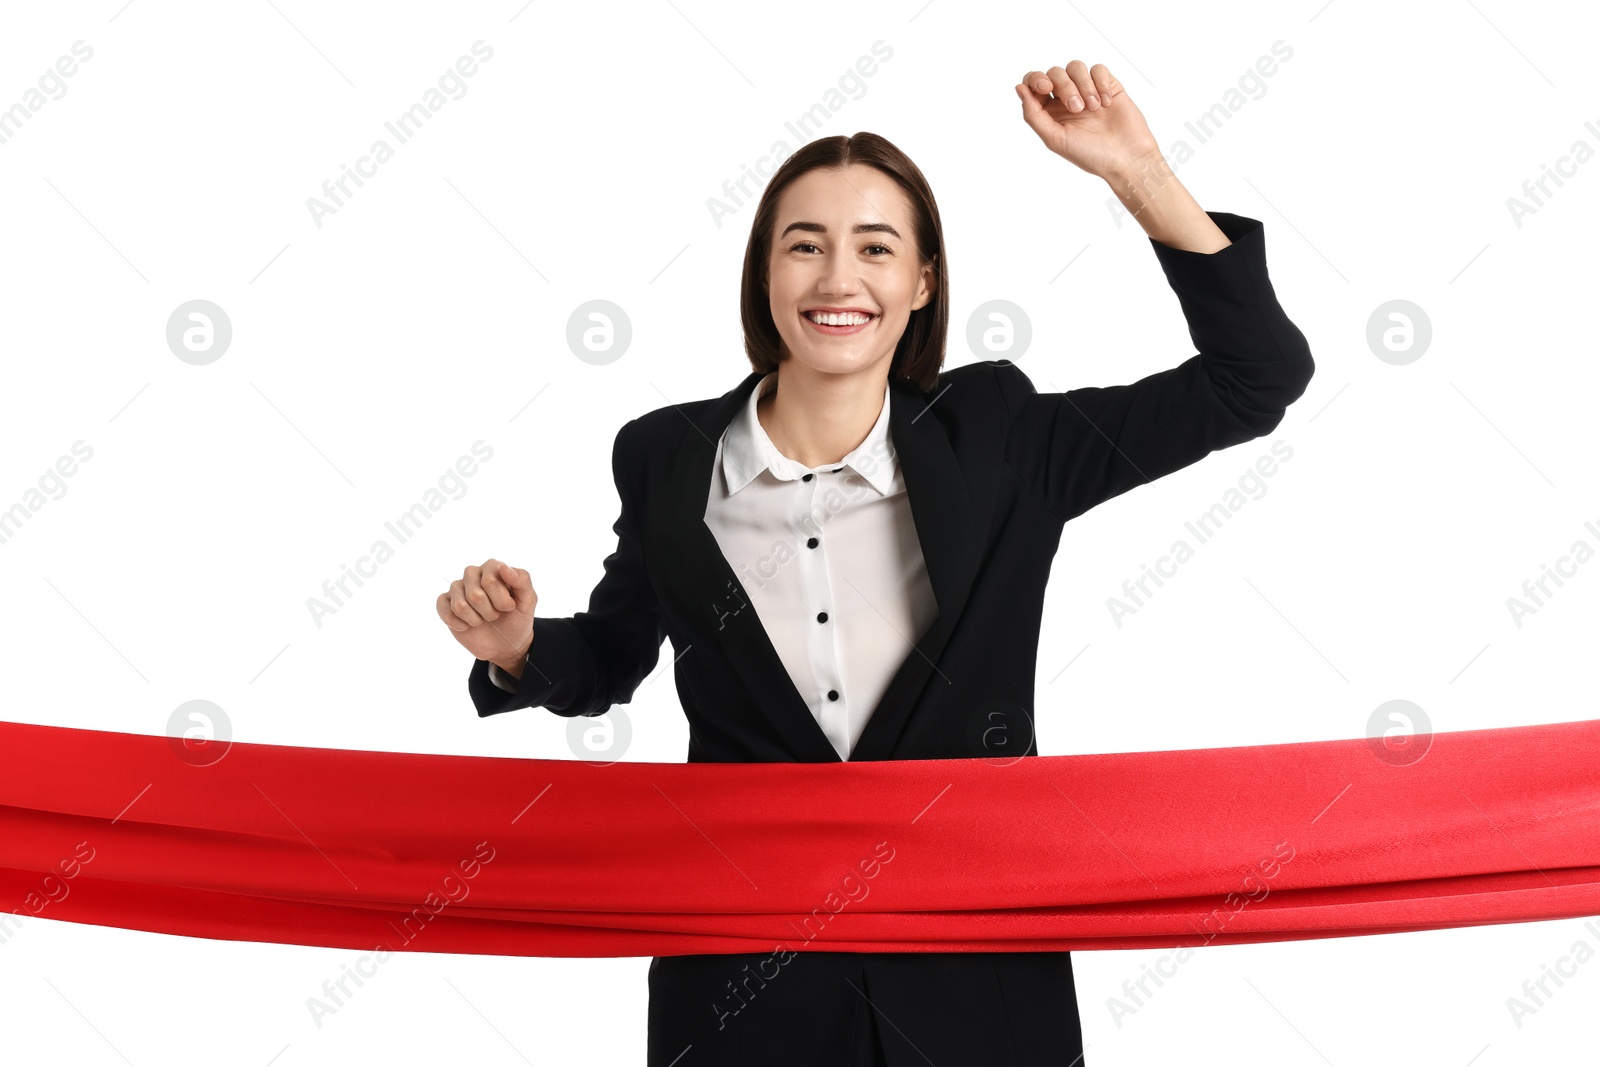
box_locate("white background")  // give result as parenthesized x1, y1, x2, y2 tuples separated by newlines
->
(2, 0, 1597, 1063)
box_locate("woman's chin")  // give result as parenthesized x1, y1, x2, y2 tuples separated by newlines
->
(780, 348, 891, 379)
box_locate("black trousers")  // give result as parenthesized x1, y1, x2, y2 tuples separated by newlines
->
(647, 949, 1085, 1066)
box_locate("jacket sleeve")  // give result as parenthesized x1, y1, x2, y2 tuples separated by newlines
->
(467, 417, 667, 718)
(996, 211, 1314, 523)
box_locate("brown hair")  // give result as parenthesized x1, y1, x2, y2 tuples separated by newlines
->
(739, 132, 949, 394)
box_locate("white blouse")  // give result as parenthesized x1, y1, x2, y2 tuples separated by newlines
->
(492, 370, 937, 760)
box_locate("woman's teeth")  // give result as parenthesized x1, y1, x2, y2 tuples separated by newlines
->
(805, 311, 873, 325)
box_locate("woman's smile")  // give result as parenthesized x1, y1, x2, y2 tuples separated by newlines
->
(801, 307, 878, 336)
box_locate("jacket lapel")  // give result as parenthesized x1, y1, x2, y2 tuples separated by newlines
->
(650, 370, 982, 763)
(848, 378, 981, 760)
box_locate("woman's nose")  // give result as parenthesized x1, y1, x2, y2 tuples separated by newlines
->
(816, 262, 863, 296)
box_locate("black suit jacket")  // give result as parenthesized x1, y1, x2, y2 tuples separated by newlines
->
(470, 210, 1314, 768)
(468, 209, 1314, 1065)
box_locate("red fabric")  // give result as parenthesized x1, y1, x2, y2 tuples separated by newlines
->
(2, 717, 1598, 958)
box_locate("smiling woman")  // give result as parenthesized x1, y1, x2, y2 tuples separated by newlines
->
(443, 58, 1316, 1067)
(735, 147, 945, 469)
(750, 163, 940, 466)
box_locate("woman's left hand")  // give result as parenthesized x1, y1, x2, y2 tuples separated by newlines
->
(1015, 61, 1160, 180)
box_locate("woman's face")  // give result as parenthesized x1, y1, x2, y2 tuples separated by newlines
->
(766, 163, 936, 381)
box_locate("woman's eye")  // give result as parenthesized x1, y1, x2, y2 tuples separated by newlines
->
(789, 242, 892, 256)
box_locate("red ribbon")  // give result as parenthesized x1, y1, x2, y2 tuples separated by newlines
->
(2, 717, 1598, 957)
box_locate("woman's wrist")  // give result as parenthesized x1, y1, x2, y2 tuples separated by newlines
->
(491, 633, 534, 679)
(491, 656, 524, 681)
(1103, 145, 1174, 219)
(1102, 148, 1230, 253)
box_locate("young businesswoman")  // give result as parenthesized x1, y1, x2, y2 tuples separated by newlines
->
(436, 60, 1315, 1066)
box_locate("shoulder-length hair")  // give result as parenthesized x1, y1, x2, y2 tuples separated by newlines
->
(739, 132, 949, 394)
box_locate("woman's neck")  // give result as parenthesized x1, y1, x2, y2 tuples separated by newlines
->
(757, 363, 888, 469)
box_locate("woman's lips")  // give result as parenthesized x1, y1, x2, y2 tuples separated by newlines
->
(802, 312, 875, 336)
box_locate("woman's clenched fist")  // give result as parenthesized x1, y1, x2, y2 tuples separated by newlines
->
(437, 558, 537, 676)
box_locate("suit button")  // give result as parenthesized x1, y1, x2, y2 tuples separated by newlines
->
(802, 473, 813, 482)
(807, 537, 818, 549)
(817, 611, 828, 623)
(827, 690, 839, 701)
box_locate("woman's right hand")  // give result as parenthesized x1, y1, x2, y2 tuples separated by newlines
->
(437, 558, 537, 672)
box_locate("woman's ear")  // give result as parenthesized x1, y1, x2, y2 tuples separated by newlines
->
(912, 260, 937, 312)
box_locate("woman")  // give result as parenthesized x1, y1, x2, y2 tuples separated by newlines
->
(437, 60, 1314, 1067)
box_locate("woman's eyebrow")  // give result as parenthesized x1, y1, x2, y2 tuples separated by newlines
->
(779, 221, 902, 239)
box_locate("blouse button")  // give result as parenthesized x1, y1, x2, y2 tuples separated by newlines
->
(827, 690, 839, 701)
(802, 473, 814, 482)
(806, 537, 818, 549)
(817, 611, 829, 623)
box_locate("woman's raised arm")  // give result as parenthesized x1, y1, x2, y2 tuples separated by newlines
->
(1000, 60, 1315, 522)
